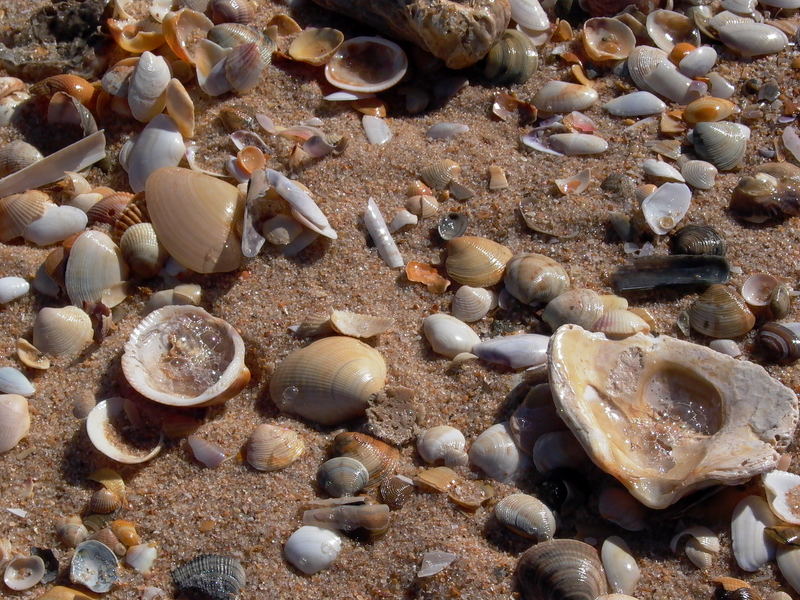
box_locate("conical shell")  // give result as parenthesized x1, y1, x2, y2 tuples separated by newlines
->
(0, 394, 30, 453)
(120, 222, 167, 278)
(446, 236, 512, 287)
(171, 554, 246, 600)
(0, 190, 54, 242)
(451, 286, 497, 322)
(331, 431, 399, 488)
(65, 230, 129, 308)
(33, 306, 93, 356)
(270, 336, 387, 425)
(245, 423, 305, 471)
(691, 121, 750, 171)
(495, 493, 556, 541)
(688, 284, 755, 338)
(146, 167, 243, 274)
(128, 51, 170, 123)
(601, 536, 640, 595)
(516, 539, 608, 600)
(504, 253, 570, 305)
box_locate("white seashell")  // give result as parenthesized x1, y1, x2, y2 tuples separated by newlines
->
(427, 122, 469, 140)
(0, 91, 30, 127)
(265, 169, 337, 239)
(531, 430, 587, 472)
(691, 121, 750, 171)
(627, 46, 669, 93)
(122, 114, 184, 193)
(125, 543, 158, 573)
(717, 23, 788, 57)
(533, 81, 599, 113)
(33, 306, 93, 356)
(722, 0, 757, 13)
(763, 470, 800, 525)
(680, 160, 717, 190)
(388, 209, 418, 233)
(70, 540, 119, 593)
(362, 115, 392, 145)
(417, 425, 468, 466)
(0, 276, 29, 303)
(128, 51, 170, 123)
(603, 92, 666, 117)
(423, 313, 480, 358)
(451, 286, 497, 322)
(510, 0, 550, 30)
(643, 159, 685, 183)
(641, 182, 692, 235)
(601, 536, 640, 595)
(323, 91, 374, 101)
(0, 394, 30, 453)
(646, 10, 700, 52)
(3, 555, 45, 590)
(23, 205, 87, 246)
(0, 367, 34, 396)
(67, 191, 103, 212)
(418, 551, 458, 577)
(364, 197, 403, 268)
(195, 39, 232, 96)
(548, 133, 607, 155)
(709, 338, 741, 357)
(284, 525, 342, 575)
(731, 495, 778, 571)
(708, 73, 735, 99)
(471, 333, 548, 370)
(777, 546, 800, 596)
(678, 46, 717, 78)
(187, 435, 228, 468)
(494, 493, 556, 541)
(643, 60, 693, 103)
(86, 397, 163, 463)
(65, 230, 128, 308)
(468, 422, 529, 483)
(670, 525, 720, 569)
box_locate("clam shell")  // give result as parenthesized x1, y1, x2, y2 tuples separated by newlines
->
(511, 0, 549, 30)
(418, 425, 468, 466)
(423, 313, 480, 358)
(516, 539, 608, 600)
(468, 422, 528, 483)
(548, 133, 608, 155)
(171, 554, 246, 600)
(122, 115, 185, 193)
(224, 42, 271, 93)
(504, 253, 570, 305)
(380, 474, 414, 509)
(483, 29, 539, 85)
(245, 423, 305, 471)
(445, 236, 512, 287)
(627, 46, 669, 93)
(405, 194, 439, 218)
(708, 72, 735, 99)
(284, 526, 342, 575)
(57, 515, 89, 548)
(0, 366, 34, 396)
(0, 276, 29, 304)
(420, 159, 461, 190)
(509, 384, 564, 453)
(120, 222, 167, 279)
(70, 540, 119, 593)
(603, 91, 666, 117)
(89, 488, 122, 514)
(601, 536, 640, 595)
(642, 60, 693, 103)
(187, 435, 228, 468)
(122, 306, 250, 407)
(0, 140, 43, 177)
(269, 336, 386, 425)
(671, 224, 726, 256)
(683, 97, 736, 126)
(289, 28, 344, 65)
(163, 8, 215, 65)
(731, 495, 779, 571)
(86, 398, 163, 464)
(128, 51, 170, 123)
(33, 306, 93, 356)
(678, 46, 717, 78)
(741, 273, 779, 308)
(86, 192, 134, 225)
(543, 288, 604, 331)
(331, 431, 399, 489)
(325, 36, 408, 93)
(679, 160, 718, 190)
(0, 394, 30, 453)
(317, 456, 370, 497)
(583, 18, 635, 62)
(643, 159, 684, 184)
(717, 22, 788, 57)
(472, 334, 549, 369)
(533, 81, 599, 114)
(24, 205, 88, 247)
(688, 284, 755, 338)
(495, 493, 556, 541)
(65, 230, 129, 308)
(0, 190, 54, 242)
(210, 0, 255, 24)
(4, 555, 46, 590)
(146, 167, 243, 273)
(125, 543, 157, 574)
(208, 23, 266, 49)
(691, 121, 750, 172)
(757, 322, 800, 364)
(451, 286, 497, 322)
(646, 10, 700, 52)
(640, 182, 691, 235)
(778, 547, 800, 596)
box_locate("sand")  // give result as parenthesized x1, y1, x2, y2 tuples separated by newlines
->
(0, 0, 799, 598)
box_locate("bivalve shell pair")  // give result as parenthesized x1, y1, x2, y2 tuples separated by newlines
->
(171, 554, 246, 600)
(688, 284, 755, 338)
(446, 236, 512, 287)
(495, 493, 556, 542)
(324, 37, 407, 93)
(270, 336, 386, 425)
(504, 253, 569, 305)
(516, 539, 608, 600)
(121, 305, 250, 407)
(246, 423, 305, 471)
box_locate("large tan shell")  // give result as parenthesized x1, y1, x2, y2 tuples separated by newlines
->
(331, 431, 399, 489)
(65, 230, 129, 308)
(504, 253, 570, 305)
(245, 423, 305, 471)
(688, 284, 755, 338)
(0, 190, 54, 242)
(32, 306, 93, 356)
(145, 167, 243, 274)
(548, 325, 798, 508)
(270, 336, 387, 425)
(445, 236, 512, 287)
(0, 394, 30, 453)
(516, 539, 608, 600)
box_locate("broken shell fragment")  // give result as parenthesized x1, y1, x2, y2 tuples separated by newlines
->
(171, 554, 246, 600)
(495, 493, 556, 541)
(70, 540, 119, 593)
(548, 325, 798, 508)
(516, 539, 608, 600)
(86, 398, 163, 463)
(763, 470, 800, 525)
(325, 37, 407, 93)
(245, 423, 305, 471)
(125, 543, 157, 574)
(330, 310, 393, 338)
(303, 503, 389, 537)
(284, 526, 342, 575)
(583, 18, 635, 62)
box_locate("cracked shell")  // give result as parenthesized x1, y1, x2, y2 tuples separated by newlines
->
(548, 324, 798, 509)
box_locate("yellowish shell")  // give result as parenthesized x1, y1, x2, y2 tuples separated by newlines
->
(110, 520, 141, 547)
(445, 236, 513, 287)
(163, 9, 214, 65)
(688, 284, 755, 338)
(0, 190, 53, 242)
(683, 97, 737, 126)
(592, 309, 651, 339)
(165, 78, 195, 138)
(245, 423, 305, 471)
(288, 28, 344, 65)
(88, 468, 126, 501)
(32, 306, 93, 356)
(120, 222, 167, 278)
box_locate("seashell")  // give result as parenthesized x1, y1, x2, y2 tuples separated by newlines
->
(289, 28, 344, 66)
(717, 22, 788, 57)
(483, 29, 539, 85)
(270, 336, 386, 425)
(601, 536, 640, 595)
(122, 306, 250, 407)
(731, 495, 779, 571)
(110, 520, 141, 547)
(265, 169, 336, 239)
(646, 10, 700, 52)
(420, 159, 461, 190)
(532, 430, 588, 472)
(86, 192, 133, 225)
(509, 384, 564, 453)
(122, 115, 185, 193)
(317, 456, 370, 497)
(705, 72, 734, 100)
(548, 133, 608, 155)
(679, 160, 718, 191)
(511, 0, 549, 30)
(763, 470, 800, 525)
(16, 338, 49, 370)
(146, 167, 243, 273)
(418, 550, 459, 577)
(777, 546, 800, 596)
(583, 18, 636, 62)
(329, 310, 393, 339)
(670, 525, 720, 569)
(642, 60, 693, 103)
(33, 306, 93, 356)
(472, 333, 549, 369)
(325, 37, 407, 93)
(683, 97, 736, 126)
(86, 398, 163, 464)
(361, 115, 392, 145)
(70, 540, 119, 593)
(757, 322, 800, 364)
(495, 493, 556, 542)
(187, 435, 228, 468)
(65, 230, 129, 308)
(163, 9, 215, 65)
(468, 422, 528, 484)
(303, 503, 390, 537)
(438, 212, 468, 241)
(57, 515, 89, 548)
(210, 0, 255, 24)
(688, 284, 755, 338)
(642, 159, 684, 184)
(516, 539, 608, 600)
(171, 554, 246, 600)
(418, 425, 468, 466)
(111, 193, 148, 243)
(208, 23, 266, 49)
(0, 394, 29, 454)
(446, 236, 512, 288)
(549, 325, 797, 508)
(691, 122, 750, 171)
(125, 543, 157, 574)
(0, 76, 25, 98)
(380, 475, 414, 509)
(415, 466, 459, 493)
(31, 74, 94, 105)
(284, 526, 342, 575)
(533, 81, 598, 114)
(599, 487, 647, 531)
(640, 182, 691, 235)
(4, 555, 45, 590)
(120, 223, 167, 278)
(0, 366, 34, 396)
(504, 253, 569, 305)
(331, 431, 399, 489)
(245, 423, 305, 471)
(423, 313, 480, 358)
(613, 254, 730, 292)
(89, 488, 122, 514)
(262, 214, 303, 246)
(741, 273, 779, 308)
(451, 286, 497, 322)
(678, 46, 716, 78)
(709, 339, 741, 358)
(0, 140, 43, 177)
(0, 190, 54, 242)
(405, 195, 439, 219)
(627, 46, 669, 93)
(128, 51, 170, 123)
(427, 122, 469, 140)
(24, 204, 88, 247)
(543, 288, 604, 331)
(165, 78, 195, 139)
(488, 165, 508, 190)
(671, 225, 726, 257)
(603, 91, 665, 117)
(101, 58, 137, 98)
(224, 42, 271, 93)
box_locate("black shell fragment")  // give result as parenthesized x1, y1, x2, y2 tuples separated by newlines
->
(612, 254, 730, 292)
(171, 554, 246, 600)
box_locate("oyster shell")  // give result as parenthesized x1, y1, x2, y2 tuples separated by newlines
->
(548, 325, 798, 509)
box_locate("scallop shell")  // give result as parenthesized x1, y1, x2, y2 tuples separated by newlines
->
(289, 28, 344, 65)
(120, 222, 167, 279)
(33, 306, 93, 356)
(0, 140, 43, 177)
(584, 18, 636, 62)
(245, 423, 305, 471)
(516, 539, 608, 600)
(451, 286, 497, 322)
(504, 253, 570, 305)
(146, 167, 243, 273)
(331, 431, 399, 489)
(325, 36, 408, 93)
(533, 81, 599, 114)
(4, 555, 46, 590)
(601, 536, 640, 595)
(418, 425, 468, 466)
(0, 394, 29, 453)
(317, 456, 370, 497)
(495, 493, 556, 542)
(691, 121, 750, 171)
(284, 526, 342, 575)
(70, 540, 119, 593)
(483, 29, 539, 85)
(423, 313, 480, 358)
(468, 422, 528, 484)
(86, 398, 163, 464)
(445, 236, 512, 287)
(731, 495, 779, 571)
(543, 288, 604, 331)
(171, 554, 246, 600)
(86, 192, 134, 225)
(680, 160, 718, 190)
(269, 336, 386, 425)
(646, 10, 700, 52)
(65, 230, 129, 308)
(688, 284, 755, 338)
(0, 190, 54, 242)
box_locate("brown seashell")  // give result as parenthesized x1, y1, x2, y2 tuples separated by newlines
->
(516, 539, 608, 600)
(31, 75, 94, 105)
(88, 527, 126, 556)
(0, 190, 54, 242)
(165, 78, 195, 139)
(245, 423, 305, 471)
(88, 488, 122, 514)
(683, 97, 737, 125)
(331, 431, 399, 489)
(111, 193, 148, 243)
(56, 515, 89, 548)
(688, 284, 755, 338)
(210, 0, 255, 24)
(236, 146, 266, 176)
(414, 466, 459, 493)
(420, 159, 461, 190)
(504, 253, 570, 305)
(379, 475, 414, 509)
(88, 468, 127, 502)
(405, 195, 438, 218)
(86, 193, 134, 225)
(110, 520, 141, 547)
(445, 236, 512, 287)
(302, 503, 390, 538)
(224, 42, 272, 93)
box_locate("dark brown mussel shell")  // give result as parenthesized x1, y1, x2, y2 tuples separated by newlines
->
(516, 539, 607, 600)
(671, 224, 726, 256)
(612, 254, 730, 292)
(171, 554, 246, 600)
(756, 322, 800, 364)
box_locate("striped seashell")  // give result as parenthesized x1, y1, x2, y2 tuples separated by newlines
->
(0, 190, 54, 242)
(245, 423, 305, 471)
(87, 193, 134, 225)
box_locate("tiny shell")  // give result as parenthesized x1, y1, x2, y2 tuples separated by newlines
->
(451, 286, 497, 322)
(405, 195, 438, 218)
(0, 276, 28, 304)
(89, 488, 122, 514)
(495, 493, 556, 541)
(420, 159, 461, 190)
(57, 515, 89, 548)
(670, 525, 720, 569)
(245, 423, 305, 471)
(0, 394, 30, 453)
(289, 28, 344, 66)
(33, 306, 93, 356)
(533, 81, 599, 114)
(4, 555, 46, 590)
(70, 540, 119, 593)
(468, 422, 528, 483)
(423, 313, 480, 358)
(680, 160, 718, 190)
(0, 367, 34, 396)
(284, 526, 342, 575)
(764, 470, 800, 525)
(125, 543, 157, 574)
(325, 37, 408, 93)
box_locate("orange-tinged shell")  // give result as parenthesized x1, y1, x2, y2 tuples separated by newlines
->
(108, 19, 166, 53)
(86, 192, 134, 225)
(236, 146, 266, 175)
(165, 78, 195, 138)
(683, 97, 737, 125)
(0, 190, 53, 242)
(331, 431, 399, 489)
(110, 520, 141, 546)
(669, 42, 697, 64)
(111, 193, 148, 243)
(245, 423, 305, 471)
(31, 75, 94, 105)
(288, 28, 344, 66)
(163, 9, 214, 65)
(583, 18, 636, 62)
(445, 236, 512, 287)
